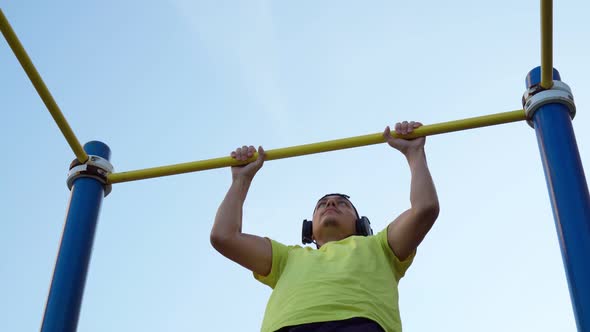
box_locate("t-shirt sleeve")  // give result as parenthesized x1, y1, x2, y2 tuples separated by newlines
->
(376, 226, 416, 281)
(253, 238, 291, 289)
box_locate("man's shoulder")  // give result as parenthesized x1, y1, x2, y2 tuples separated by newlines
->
(266, 238, 308, 254)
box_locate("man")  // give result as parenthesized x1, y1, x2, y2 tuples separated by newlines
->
(211, 121, 439, 332)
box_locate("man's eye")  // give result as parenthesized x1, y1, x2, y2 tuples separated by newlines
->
(338, 201, 347, 206)
(318, 202, 326, 208)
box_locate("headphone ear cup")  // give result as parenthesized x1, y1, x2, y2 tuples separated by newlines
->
(356, 216, 373, 236)
(302, 219, 313, 244)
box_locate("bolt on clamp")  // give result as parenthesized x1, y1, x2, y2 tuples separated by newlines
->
(522, 80, 576, 128)
(67, 155, 114, 196)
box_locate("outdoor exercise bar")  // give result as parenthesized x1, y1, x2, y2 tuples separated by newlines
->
(0, 12, 529, 185)
(0, 9, 88, 163)
(107, 109, 526, 184)
(526, 66, 590, 332)
(540, 0, 553, 88)
(2, 0, 589, 331)
(40, 142, 110, 332)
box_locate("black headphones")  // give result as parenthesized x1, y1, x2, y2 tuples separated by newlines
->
(301, 193, 373, 245)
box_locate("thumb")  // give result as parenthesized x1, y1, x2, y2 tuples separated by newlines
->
(253, 146, 266, 168)
(383, 126, 391, 139)
(383, 126, 397, 146)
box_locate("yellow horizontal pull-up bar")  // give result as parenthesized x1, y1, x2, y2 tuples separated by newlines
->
(0, 9, 88, 163)
(540, 0, 553, 89)
(107, 110, 526, 184)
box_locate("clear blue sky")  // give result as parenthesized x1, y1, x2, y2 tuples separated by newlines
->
(1, 1, 589, 331)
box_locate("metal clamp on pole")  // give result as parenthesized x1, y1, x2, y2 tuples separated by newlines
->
(67, 155, 114, 196)
(522, 80, 576, 128)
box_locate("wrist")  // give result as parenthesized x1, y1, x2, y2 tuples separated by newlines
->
(232, 175, 253, 186)
(229, 176, 253, 201)
(404, 147, 425, 162)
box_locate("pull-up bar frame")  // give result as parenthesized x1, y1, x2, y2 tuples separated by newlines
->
(1, 1, 589, 331)
(540, 0, 553, 89)
(107, 109, 526, 183)
(0, 10, 88, 163)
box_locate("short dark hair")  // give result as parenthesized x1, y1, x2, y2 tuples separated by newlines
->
(314, 193, 360, 219)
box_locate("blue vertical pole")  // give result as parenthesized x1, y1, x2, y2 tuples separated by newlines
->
(526, 67, 590, 331)
(40, 141, 111, 332)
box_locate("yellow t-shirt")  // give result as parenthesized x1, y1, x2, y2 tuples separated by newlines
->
(253, 226, 414, 332)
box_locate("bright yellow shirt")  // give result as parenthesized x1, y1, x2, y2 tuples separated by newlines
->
(253, 227, 414, 332)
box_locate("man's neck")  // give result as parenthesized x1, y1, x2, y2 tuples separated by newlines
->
(316, 232, 351, 247)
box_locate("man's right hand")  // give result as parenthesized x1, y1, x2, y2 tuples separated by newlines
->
(230, 145, 266, 181)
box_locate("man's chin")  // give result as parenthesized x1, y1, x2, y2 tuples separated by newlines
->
(320, 218, 341, 228)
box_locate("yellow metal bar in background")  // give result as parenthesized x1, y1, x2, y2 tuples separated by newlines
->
(540, 0, 553, 89)
(0, 9, 88, 163)
(108, 110, 526, 184)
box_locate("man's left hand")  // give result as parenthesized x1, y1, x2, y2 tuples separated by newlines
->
(383, 121, 425, 156)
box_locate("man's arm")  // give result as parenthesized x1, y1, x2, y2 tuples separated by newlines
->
(383, 122, 440, 261)
(210, 146, 272, 276)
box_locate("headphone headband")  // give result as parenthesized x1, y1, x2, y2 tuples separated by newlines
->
(313, 193, 360, 219)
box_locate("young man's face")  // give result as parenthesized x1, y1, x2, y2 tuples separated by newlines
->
(312, 195, 358, 243)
